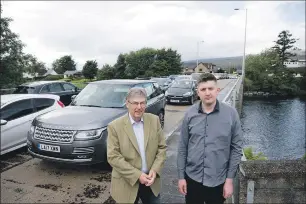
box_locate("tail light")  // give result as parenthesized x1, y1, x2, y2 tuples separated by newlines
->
(57, 101, 65, 108)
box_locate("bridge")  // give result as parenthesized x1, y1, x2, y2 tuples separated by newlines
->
(1, 77, 305, 203)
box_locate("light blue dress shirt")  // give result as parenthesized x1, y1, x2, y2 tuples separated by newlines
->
(129, 114, 148, 173)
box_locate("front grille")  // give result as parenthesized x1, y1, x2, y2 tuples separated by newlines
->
(34, 127, 75, 143)
(168, 95, 183, 98)
(73, 147, 94, 154)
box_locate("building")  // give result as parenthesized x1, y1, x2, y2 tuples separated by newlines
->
(43, 69, 59, 77)
(284, 59, 306, 68)
(183, 62, 216, 74)
(63, 70, 83, 78)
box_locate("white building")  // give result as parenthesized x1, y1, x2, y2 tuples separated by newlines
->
(284, 59, 306, 68)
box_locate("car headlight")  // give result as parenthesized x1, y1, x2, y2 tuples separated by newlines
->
(183, 92, 193, 96)
(29, 125, 35, 136)
(74, 127, 106, 140)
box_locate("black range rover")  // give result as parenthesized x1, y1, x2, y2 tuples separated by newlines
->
(27, 79, 166, 165)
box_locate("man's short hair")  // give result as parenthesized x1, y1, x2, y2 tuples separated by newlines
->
(197, 73, 217, 84)
(126, 87, 147, 101)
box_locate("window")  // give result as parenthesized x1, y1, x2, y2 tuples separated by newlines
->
(13, 86, 35, 94)
(0, 99, 34, 121)
(49, 83, 64, 92)
(40, 85, 49, 93)
(34, 98, 55, 112)
(199, 69, 202, 72)
(62, 83, 76, 91)
(152, 82, 162, 96)
(143, 83, 154, 99)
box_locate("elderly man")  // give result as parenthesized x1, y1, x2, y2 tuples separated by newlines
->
(177, 73, 243, 204)
(107, 87, 167, 204)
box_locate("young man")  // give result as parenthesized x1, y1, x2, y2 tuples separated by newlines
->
(177, 73, 243, 204)
(107, 87, 167, 204)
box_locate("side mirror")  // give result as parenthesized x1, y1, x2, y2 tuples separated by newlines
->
(74, 87, 79, 92)
(0, 119, 7, 125)
(71, 95, 76, 100)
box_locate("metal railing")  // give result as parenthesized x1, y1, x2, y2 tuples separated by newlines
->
(222, 76, 246, 204)
(222, 76, 242, 108)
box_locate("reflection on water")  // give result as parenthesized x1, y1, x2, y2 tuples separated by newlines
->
(241, 97, 306, 160)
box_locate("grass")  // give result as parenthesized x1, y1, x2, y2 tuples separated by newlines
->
(57, 78, 93, 89)
(243, 147, 268, 160)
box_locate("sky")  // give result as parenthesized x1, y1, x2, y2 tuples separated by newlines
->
(2, 1, 305, 70)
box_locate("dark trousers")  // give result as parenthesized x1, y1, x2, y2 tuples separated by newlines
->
(185, 174, 226, 204)
(134, 184, 160, 204)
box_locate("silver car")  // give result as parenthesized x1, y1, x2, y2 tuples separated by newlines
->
(1, 94, 64, 155)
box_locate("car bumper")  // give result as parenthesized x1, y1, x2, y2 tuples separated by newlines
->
(166, 95, 192, 104)
(27, 130, 107, 165)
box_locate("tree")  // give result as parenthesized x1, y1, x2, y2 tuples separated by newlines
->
(52, 55, 76, 74)
(0, 14, 25, 88)
(22, 54, 47, 76)
(272, 30, 299, 68)
(123, 47, 183, 78)
(82, 60, 98, 80)
(114, 54, 127, 79)
(97, 64, 115, 80)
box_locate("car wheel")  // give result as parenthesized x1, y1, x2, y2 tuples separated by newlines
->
(158, 111, 165, 129)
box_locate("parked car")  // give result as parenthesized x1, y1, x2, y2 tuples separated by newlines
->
(0, 94, 64, 155)
(176, 75, 193, 80)
(27, 79, 166, 165)
(13, 81, 81, 106)
(165, 79, 198, 105)
(150, 77, 173, 92)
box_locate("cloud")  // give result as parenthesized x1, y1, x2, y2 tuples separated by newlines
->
(2, 1, 305, 70)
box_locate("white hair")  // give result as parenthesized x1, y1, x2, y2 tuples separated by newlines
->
(126, 87, 147, 100)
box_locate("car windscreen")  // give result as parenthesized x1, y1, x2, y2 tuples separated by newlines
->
(72, 83, 132, 108)
(13, 86, 35, 94)
(170, 80, 192, 88)
(151, 78, 171, 85)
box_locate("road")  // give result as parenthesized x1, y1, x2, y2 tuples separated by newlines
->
(0, 79, 234, 204)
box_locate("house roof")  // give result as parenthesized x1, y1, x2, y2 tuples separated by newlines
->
(184, 62, 216, 70)
(43, 69, 58, 76)
(64, 70, 82, 75)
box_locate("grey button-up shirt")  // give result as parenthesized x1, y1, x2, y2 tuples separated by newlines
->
(177, 100, 243, 187)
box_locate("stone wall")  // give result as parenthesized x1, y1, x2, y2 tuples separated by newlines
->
(238, 160, 306, 204)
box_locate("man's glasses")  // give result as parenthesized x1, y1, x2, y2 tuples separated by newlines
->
(128, 101, 146, 106)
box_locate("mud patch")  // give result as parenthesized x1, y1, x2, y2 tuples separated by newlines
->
(35, 184, 61, 191)
(103, 196, 117, 204)
(90, 172, 111, 182)
(4, 179, 25, 184)
(83, 184, 107, 198)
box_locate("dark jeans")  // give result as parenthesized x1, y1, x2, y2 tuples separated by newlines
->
(185, 174, 225, 204)
(134, 184, 161, 204)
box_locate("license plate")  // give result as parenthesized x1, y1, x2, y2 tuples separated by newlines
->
(170, 99, 180, 103)
(39, 144, 60, 153)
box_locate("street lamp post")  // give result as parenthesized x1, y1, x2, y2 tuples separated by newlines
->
(196, 41, 204, 70)
(234, 8, 248, 80)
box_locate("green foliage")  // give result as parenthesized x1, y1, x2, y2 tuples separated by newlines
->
(22, 54, 47, 76)
(52, 55, 76, 74)
(97, 64, 115, 80)
(271, 30, 299, 67)
(244, 31, 304, 96)
(44, 75, 64, 80)
(0, 15, 25, 88)
(114, 54, 128, 79)
(302, 153, 306, 161)
(82, 60, 98, 80)
(97, 47, 182, 80)
(243, 147, 268, 160)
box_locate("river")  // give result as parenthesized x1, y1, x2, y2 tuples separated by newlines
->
(241, 97, 306, 160)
